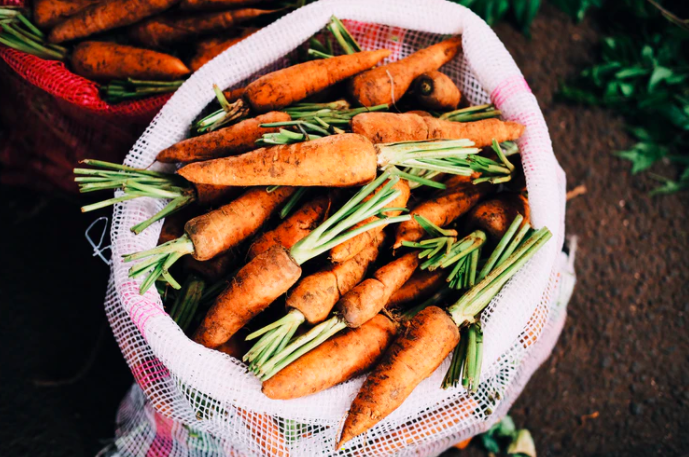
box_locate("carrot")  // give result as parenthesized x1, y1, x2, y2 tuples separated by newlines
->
(352, 112, 525, 147)
(157, 208, 193, 245)
(348, 36, 462, 107)
(215, 333, 246, 358)
(123, 186, 294, 293)
(189, 28, 257, 71)
(330, 178, 409, 263)
(243, 49, 391, 112)
(236, 409, 288, 457)
(185, 186, 294, 261)
(262, 314, 397, 400)
(289, 232, 384, 325)
(180, 0, 264, 11)
(177, 134, 378, 187)
(193, 244, 301, 348)
(386, 268, 445, 310)
(33, 0, 100, 28)
(405, 110, 432, 117)
(223, 87, 245, 103)
(247, 194, 330, 260)
(70, 41, 190, 81)
(157, 112, 290, 163)
(413, 70, 461, 111)
(184, 248, 238, 281)
(336, 251, 419, 328)
(337, 306, 460, 448)
(185, 173, 409, 348)
(129, 9, 273, 48)
(393, 182, 492, 248)
(465, 193, 530, 242)
(48, 0, 180, 43)
(192, 183, 242, 206)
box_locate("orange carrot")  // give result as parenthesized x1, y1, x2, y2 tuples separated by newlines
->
(215, 333, 247, 358)
(413, 70, 461, 111)
(465, 193, 530, 242)
(352, 112, 525, 147)
(244, 49, 390, 112)
(186, 186, 294, 261)
(49, 0, 181, 43)
(248, 194, 330, 260)
(189, 28, 257, 71)
(193, 244, 301, 348)
(337, 252, 419, 328)
(33, 0, 100, 28)
(393, 182, 492, 248)
(184, 249, 237, 281)
(386, 269, 446, 310)
(405, 110, 432, 117)
(177, 134, 378, 187)
(191, 183, 243, 206)
(330, 179, 409, 263)
(236, 409, 288, 457)
(180, 0, 264, 11)
(287, 232, 384, 324)
(262, 314, 397, 400)
(223, 87, 245, 103)
(338, 306, 459, 448)
(70, 41, 190, 81)
(157, 112, 290, 163)
(348, 36, 462, 107)
(129, 9, 273, 48)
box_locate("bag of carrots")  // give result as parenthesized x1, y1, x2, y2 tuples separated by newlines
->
(91, 1, 576, 455)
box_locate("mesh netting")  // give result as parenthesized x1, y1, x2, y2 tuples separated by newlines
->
(104, 0, 570, 455)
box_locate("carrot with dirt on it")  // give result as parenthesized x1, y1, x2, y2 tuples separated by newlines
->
(352, 112, 525, 147)
(189, 173, 410, 349)
(129, 9, 274, 48)
(71, 41, 190, 81)
(412, 70, 461, 111)
(386, 268, 446, 310)
(253, 251, 420, 380)
(123, 186, 295, 293)
(157, 111, 290, 163)
(243, 232, 385, 372)
(349, 36, 462, 107)
(337, 222, 553, 447)
(189, 28, 257, 71)
(48, 0, 181, 43)
(33, 0, 100, 28)
(180, 0, 264, 11)
(74, 159, 240, 234)
(247, 194, 331, 260)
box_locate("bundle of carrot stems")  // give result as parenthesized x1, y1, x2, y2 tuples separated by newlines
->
(74, 17, 554, 448)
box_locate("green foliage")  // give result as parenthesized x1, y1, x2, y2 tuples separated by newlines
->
(559, 0, 689, 194)
(452, 0, 542, 35)
(479, 415, 535, 456)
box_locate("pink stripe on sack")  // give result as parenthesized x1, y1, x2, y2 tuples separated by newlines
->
(491, 75, 532, 108)
(146, 411, 175, 457)
(122, 280, 166, 338)
(131, 357, 171, 390)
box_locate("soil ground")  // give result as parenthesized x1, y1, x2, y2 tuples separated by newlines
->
(0, 3, 688, 456)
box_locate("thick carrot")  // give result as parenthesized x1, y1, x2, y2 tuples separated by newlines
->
(186, 186, 294, 261)
(247, 194, 330, 260)
(184, 249, 237, 281)
(330, 179, 409, 263)
(413, 70, 461, 111)
(348, 36, 462, 107)
(337, 252, 419, 328)
(129, 9, 272, 48)
(386, 269, 445, 310)
(244, 49, 390, 112)
(157, 112, 290, 163)
(158, 208, 194, 245)
(180, 0, 264, 11)
(465, 193, 530, 242)
(48, 0, 180, 43)
(192, 183, 242, 206)
(287, 232, 384, 324)
(405, 110, 432, 117)
(352, 112, 525, 147)
(70, 41, 190, 81)
(393, 182, 492, 248)
(337, 306, 459, 448)
(189, 28, 257, 71)
(177, 134, 378, 187)
(193, 244, 301, 348)
(262, 314, 397, 400)
(33, 0, 100, 28)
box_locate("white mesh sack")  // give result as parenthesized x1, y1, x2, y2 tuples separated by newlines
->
(104, 0, 572, 455)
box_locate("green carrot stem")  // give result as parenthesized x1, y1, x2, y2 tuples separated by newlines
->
(496, 223, 531, 267)
(442, 327, 469, 389)
(131, 195, 193, 235)
(477, 215, 523, 280)
(79, 159, 172, 178)
(471, 325, 484, 392)
(161, 270, 181, 290)
(491, 139, 515, 172)
(123, 234, 194, 261)
(463, 324, 478, 388)
(279, 187, 308, 219)
(389, 168, 447, 189)
(307, 48, 332, 59)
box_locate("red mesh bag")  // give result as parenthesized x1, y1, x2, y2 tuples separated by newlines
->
(0, 1, 172, 193)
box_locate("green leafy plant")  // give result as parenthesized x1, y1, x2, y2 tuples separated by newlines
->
(452, 0, 542, 35)
(559, 0, 689, 193)
(479, 415, 536, 456)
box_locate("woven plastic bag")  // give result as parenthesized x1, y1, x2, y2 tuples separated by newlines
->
(0, 1, 171, 192)
(105, 0, 572, 455)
